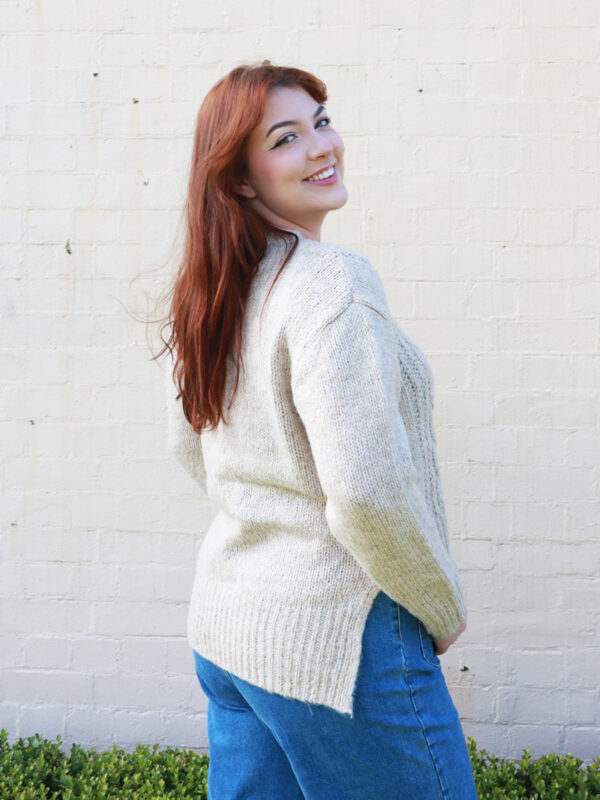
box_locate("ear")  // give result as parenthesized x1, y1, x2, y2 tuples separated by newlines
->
(235, 178, 257, 199)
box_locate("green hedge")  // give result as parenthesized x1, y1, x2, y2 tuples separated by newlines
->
(467, 738, 600, 799)
(1, 728, 599, 799)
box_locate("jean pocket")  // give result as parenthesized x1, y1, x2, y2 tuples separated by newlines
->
(417, 620, 441, 668)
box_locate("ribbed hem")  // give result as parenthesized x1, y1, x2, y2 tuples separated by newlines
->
(419, 584, 467, 639)
(187, 579, 380, 717)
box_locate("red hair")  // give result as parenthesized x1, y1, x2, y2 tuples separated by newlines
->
(154, 60, 328, 434)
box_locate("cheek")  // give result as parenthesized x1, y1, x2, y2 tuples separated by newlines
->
(250, 153, 281, 195)
(248, 148, 305, 197)
(266, 153, 305, 190)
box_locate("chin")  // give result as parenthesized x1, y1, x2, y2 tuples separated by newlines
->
(330, 188, 349, 209)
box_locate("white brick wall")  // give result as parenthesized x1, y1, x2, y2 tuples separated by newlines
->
(1, 0, 598, 765)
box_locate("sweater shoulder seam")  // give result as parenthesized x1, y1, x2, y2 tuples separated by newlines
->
(310, 296, 391, 341)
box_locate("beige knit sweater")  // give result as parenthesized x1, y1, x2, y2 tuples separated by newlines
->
(164, 228, 467, 717)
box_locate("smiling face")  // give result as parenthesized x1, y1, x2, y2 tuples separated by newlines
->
(236, 85, 348, 240)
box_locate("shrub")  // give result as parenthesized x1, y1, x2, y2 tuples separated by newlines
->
(1, 728, 599, 799)
(467, 737, 600, 799)
(0, 728, 208, 799)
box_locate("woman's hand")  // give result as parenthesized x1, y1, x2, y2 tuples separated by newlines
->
(432, 615, 467, 656)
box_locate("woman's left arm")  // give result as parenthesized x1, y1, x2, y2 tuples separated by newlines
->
(164, 357, 207, 493)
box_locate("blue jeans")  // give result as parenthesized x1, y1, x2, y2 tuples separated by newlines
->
(192, 590, 479, 799)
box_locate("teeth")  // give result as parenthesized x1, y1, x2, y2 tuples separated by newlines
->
(306, 166, 335, 182)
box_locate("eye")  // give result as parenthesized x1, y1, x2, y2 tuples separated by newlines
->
(273, 116, 333, 148)
(274, 132, 296, 148)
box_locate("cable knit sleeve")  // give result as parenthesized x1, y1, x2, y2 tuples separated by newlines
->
(164, 358, 207, 493)
(290, 299, 466, 639)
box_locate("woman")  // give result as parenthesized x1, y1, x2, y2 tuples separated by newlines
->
(160, 60, 479, 800)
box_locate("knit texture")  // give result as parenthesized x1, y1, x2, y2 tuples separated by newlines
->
(164, 229, 467, 717)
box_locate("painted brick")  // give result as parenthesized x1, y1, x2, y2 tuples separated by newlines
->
(70, 639, 118, 673)
(65, 706, 115, 747)
(18, 706, 66, 740)
(2, 0, 599, 763)
(564, 729, 600, 763)
(509, 725, 563, 761)
(120, 637, 166, 674)
(162, 712, 209, 751)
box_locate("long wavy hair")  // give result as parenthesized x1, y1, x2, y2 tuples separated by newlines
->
(153, 60, 328, 434)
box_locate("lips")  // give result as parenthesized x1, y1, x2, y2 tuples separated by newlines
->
(303, 163, 336, 181)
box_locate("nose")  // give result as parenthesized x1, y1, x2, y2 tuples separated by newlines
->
(306, 129, 334, 161)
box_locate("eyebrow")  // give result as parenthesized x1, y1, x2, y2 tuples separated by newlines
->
(265, 105, 326, 140)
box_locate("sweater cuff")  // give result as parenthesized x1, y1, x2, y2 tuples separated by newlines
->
(418, 583, 467, 639)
